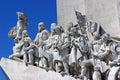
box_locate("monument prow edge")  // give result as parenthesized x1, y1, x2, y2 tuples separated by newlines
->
(0, 57, 76, 80)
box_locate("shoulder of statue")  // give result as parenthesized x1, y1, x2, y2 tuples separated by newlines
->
(62, 32, 69, 37)
(26, 37, 31, 41)
(40, 29, 49, 34)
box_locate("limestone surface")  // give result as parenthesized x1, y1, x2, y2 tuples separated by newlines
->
(0, 58, 76, 80)
(57, 0, 120, 36)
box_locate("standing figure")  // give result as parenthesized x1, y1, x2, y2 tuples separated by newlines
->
(8, 12, 31, 63)
(44, 26, 62, 72)
(58, 26, 70, 75)
(15, 12, 28, 40)
(67, 22, 82, 76)
(34, 22, 49, 45)
(8, 12, 28, 43)
(34, 22, 49, 68)
(45, 25, 70, 74)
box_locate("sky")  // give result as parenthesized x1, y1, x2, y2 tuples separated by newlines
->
(0, 0, 57, 79)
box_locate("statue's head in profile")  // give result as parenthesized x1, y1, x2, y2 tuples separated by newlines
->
(57, 25, 64, 33)
(22, 30, 28, 38)
(38, 22, 45, 32)
(54, 25, 61, 35)
(16, 12, 27, 20)
(101, 33, 110, 42)
(67, 22, 73, 32)
(50, 23, 56, 35)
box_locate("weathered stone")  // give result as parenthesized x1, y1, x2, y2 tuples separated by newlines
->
(1, 1, 120, 80)
(85, 0, 120, 37)
(57, 0, 86, 32)
(0, 58, 76, 80)
(57, 0, 120, 37)
(107, 67, 120, 80)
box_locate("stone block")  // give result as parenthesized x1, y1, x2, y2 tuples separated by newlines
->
(57, 0, 120, 36)
(0, 58, 76, 80)
(57, 0, 85, 31)
(85, 0, 120, 37)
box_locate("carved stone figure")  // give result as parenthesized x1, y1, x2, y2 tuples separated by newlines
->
(8, 12, 120, 80)
(67, 22, 83, 76)
(9, 37, 24, 60)
(57, 26, 70, 75)
(15, 12, 28, 40)
(34, 22, 50, 68)
(109, 55, 120, 67)
(8, 12, 28, 43)
(21, 30, 36, 65)
(45, 26, 70, 74)
(87, 21, 105, 41)
(44, 26, 62, 71)
(51, 23, 57, 32)
(9, 30, 36, 65)
(80, 33, 111, 80)
(34, 22, 49, 45)
(108, 55, 120, 80)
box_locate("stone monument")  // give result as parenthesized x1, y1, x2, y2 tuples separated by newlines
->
(0, 0, 120, 80)
(57, 0, 120, 37)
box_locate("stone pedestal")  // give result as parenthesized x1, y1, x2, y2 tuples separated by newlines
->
(0, 58, 76, 80)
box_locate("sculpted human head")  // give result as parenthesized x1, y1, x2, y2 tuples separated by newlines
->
(51, 23, 56, 32)
(67, 22, 73, 32)
(38, 22, 45, 32)
(54, 26, 61, 35)
(101, 33, 110, 43)
(50, 23, 56, 35)
(22, 30, 28, 38)
(57, 25, 64, 33)
(16, 12, 27, 20)
(93, 31, 100, 40)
